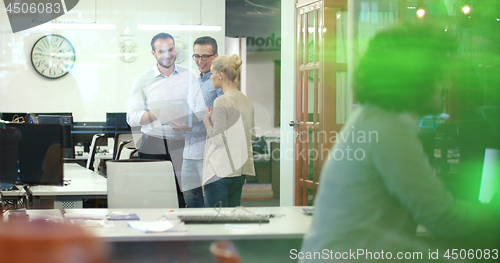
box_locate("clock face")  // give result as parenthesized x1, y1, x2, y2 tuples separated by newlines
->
(31, 34, 75, 79)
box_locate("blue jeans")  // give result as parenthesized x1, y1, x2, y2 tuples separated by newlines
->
(204, 175, 246, 207)
(182, 159, 205, 208)
(183, 186, 204, 208)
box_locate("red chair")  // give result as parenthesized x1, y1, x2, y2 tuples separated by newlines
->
(210, 240, 243, 263)
(0, 220, 107, 263)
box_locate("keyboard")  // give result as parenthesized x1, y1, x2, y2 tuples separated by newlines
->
(178, 215, 270, 224)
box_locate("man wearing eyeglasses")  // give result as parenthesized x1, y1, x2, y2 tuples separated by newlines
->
(181, 36, 223, 208)
(127, 33, 205, 208)
(192, 37, 223, 106)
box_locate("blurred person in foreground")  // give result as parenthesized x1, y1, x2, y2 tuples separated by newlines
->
(202, 54, 256, 207)
(300, 23, 500, 262)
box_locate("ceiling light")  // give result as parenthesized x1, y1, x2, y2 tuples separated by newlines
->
(138, 25, 221, 31)
(462, 5, 471, 14)
(32, 23, 116, 30)
(416, 8, 425, 18)
(94, 54, 116, 58)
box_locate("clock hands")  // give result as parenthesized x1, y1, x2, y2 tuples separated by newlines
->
(34, 51, 71, 61)
(32, 34, 75, 78)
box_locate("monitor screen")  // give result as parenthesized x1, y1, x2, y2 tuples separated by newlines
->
(0, 112, 27, 122)
(36, 115, 74, 158)
(479, 148, 500, 203)
(105, 112, 131, 134)
(72, 122, 108, 152)
(1, 123, 64, 186)
(0, 112, 72, 123)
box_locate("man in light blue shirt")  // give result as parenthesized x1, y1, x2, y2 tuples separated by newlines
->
(182, 36, 223, 207)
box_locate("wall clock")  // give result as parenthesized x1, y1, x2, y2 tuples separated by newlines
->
(31, 34, 75, 79)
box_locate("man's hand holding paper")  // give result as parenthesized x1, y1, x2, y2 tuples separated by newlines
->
(170, 120, 193, 131)
(147, 98, 193, 126)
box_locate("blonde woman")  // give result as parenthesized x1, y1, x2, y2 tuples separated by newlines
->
(202, 54, 255, 207)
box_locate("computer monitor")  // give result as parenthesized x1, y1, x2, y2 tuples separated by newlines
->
(448, 118, 498, 202)
(0, 112, 72, 123)
(1, 123, 64, 186)
(478, 148, 500, 204)
(36, 115, 74, 158)
(105, 112, 131, 135)
(0, 112, 27, 122)
(72, 122, 108, 153)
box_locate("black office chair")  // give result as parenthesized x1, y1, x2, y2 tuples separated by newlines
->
(114, 140, 131, 160)
(112, 132, 136, 159)
(118, 147, 139, 160)
(86, 133, 105, 171)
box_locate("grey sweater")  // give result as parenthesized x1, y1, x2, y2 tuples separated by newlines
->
(203, 89, 256, 184)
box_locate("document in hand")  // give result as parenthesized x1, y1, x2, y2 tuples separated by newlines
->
(127, 220, 187, 233)
(148, 99, 194, 127)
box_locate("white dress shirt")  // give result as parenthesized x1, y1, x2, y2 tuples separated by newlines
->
(127, 64, 200, 141)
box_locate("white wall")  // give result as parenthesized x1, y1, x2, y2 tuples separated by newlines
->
(0, 0, 225, 122)
(225, 37, 247, 94)
(246, 51, 281, 137)
(280, 0, 295, 206)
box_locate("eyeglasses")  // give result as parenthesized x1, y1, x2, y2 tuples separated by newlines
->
(192, 54, 215, 61)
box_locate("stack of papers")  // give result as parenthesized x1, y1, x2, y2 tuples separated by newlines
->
(128, 220, 187, 233)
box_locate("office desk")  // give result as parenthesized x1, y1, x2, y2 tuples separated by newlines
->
(1, 164, 107, 209)
(65, 206, 312, 262)
(65, 153, 113, 173)
(68, 153, 113, 161)
(31, 163, 107, 209)
(2, 207, 310, 262)
(63, 206, 312, 242)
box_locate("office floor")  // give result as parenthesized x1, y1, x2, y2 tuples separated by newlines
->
(83, 183, 280, 208)
(241, 183, 279, 207)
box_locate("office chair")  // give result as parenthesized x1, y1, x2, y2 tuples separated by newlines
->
(113, 133, 134, 159)
(112, 131, 143, 158)
(114, 140, 131, 160)
(86, 133, 105, 171)
(210, 240, 243, 263)
(106, 160, 178, 208)
(118, 147, 139, 160)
